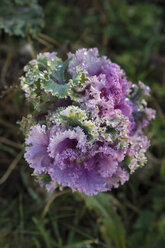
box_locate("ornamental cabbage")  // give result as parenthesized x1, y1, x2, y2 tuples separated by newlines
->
(21, 48, 155, 195)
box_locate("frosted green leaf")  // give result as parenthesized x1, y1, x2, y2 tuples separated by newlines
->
(70, 70, 89, 90)
(53, 106, 98, 139)
(101, 127, 118, 142)
(68, 70, 90, 100)
(21, 54, 73, 104)
(40, 79, 70, 98)
(37, 55, 71, 98)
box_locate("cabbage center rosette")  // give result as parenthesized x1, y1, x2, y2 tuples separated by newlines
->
(21, 48, 155, 195)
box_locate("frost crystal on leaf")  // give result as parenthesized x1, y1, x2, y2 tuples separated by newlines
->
(21, 48, 155, 195)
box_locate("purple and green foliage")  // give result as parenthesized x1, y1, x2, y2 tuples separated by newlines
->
(21, 48, 155, 195)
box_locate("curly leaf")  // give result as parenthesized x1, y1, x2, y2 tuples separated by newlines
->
(54, 106, 98, 139)
(41, 79, 70, 98)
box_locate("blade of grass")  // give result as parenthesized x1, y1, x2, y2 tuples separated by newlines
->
(0, 150, 24, 184)
(82, 193, 126, 248)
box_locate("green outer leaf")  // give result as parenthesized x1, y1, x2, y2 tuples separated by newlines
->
(41, 79, 70, 98)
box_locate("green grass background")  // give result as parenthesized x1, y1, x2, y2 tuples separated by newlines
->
(0, 0, 165, 247)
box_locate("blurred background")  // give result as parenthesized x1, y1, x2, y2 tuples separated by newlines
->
(0, 0, 165, 247)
